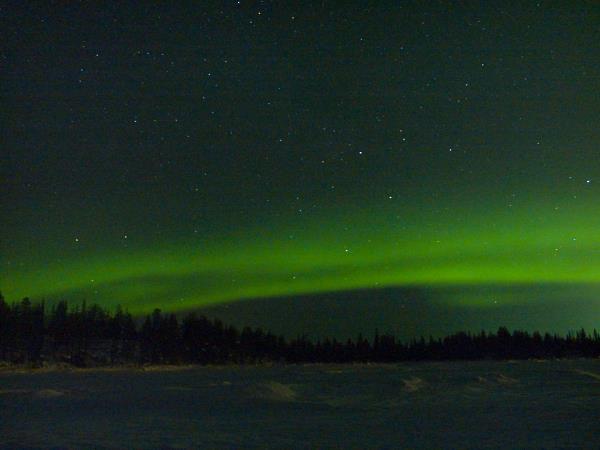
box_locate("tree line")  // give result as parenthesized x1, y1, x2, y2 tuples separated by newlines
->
(0, 295, 599, 366)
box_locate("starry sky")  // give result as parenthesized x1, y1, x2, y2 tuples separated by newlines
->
(2, 1, 600, 337)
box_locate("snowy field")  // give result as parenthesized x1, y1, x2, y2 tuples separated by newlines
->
(1, 360, 599, 449)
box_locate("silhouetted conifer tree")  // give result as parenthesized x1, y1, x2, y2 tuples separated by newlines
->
(0, 296, 598, 366)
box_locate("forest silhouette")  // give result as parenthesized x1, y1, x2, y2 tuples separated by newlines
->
(0, 294, 598, 367)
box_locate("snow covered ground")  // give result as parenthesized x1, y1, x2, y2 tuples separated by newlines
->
(1, 360, 599, 449)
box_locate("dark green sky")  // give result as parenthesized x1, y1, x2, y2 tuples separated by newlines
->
(2, 1, 600, 337)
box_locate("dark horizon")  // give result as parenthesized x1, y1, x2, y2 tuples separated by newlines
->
(1, 295, 598, 368)
(193, 284, 600, 341)
(5, 282, 597, 342)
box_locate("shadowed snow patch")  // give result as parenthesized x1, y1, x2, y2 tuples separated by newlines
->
(574, 370, 600, 381)
(245, 381, 298, 402)
(0, 389, 30, 395)
(402, 377, 425, 392)
(476, 374, 518, 386)
(495, 374, 518, 384)
(36, 389, 66, 398)
(164, 386, 197, 391)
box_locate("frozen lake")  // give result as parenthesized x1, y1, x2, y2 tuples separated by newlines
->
(1, 360, 599, 449)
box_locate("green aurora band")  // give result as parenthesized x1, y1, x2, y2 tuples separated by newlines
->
(4, 198, 600, 315)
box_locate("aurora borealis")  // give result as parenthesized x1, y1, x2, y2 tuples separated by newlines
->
(3, 2, 600, 337)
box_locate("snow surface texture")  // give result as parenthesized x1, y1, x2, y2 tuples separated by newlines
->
(1, 360, 599, 449)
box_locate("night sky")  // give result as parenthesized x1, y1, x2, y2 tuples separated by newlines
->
(3, 2, 600, 338)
